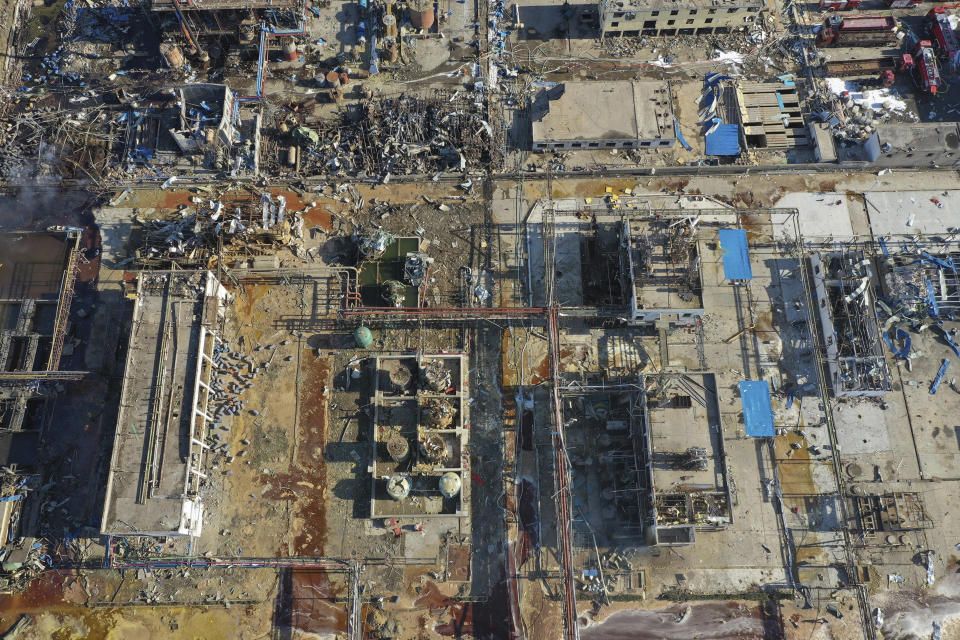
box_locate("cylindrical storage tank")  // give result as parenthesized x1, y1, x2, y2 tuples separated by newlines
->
(387, 434, 410, 462)
(287, 146, 298, 166)
(386, 474, 411, 501)
(440, 472, 461, 498)
(410, 8, 435, 30)
(420, 434, 447, 464)
(383, 13, 397, 37)
(354, 326, 373, 348)
(159, 42, 185, 69)
(283, 40, 298, 61)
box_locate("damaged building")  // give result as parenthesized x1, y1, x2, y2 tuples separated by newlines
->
(598, 0, 763, 37)
(863, 122, 960, 168)
(562, 372, 730, 550)
(274, 90, 500, 178)
(808, 248, 891, 397)
(124, 84, 258, 176)
(733, 79, 808, 150)
(101, 271, 228, 538)
(621, 215, 704, 323)
(0, 229, 84, 591)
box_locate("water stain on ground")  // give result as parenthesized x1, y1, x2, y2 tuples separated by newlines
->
(580, 602, 771, 640)
(275, 568, 348, 636)
(0, 571, 72, 612)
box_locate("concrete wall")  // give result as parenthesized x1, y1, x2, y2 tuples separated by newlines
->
(810, 122, 837, 163)
(600, 1, 761, 37)
(533, 137, 675, 152)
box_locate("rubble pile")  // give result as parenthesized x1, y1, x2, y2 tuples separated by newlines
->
(815, 78, 915, 144)
(133, 193, 306, 268)
(0, 469, 47, 593)
(292, 91, 499, 177)
(0, 106, 119, 180)
(877, 243, 960, 361)
(420, 358, 452, 392)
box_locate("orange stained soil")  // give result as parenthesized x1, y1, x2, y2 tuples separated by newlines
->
(259, 353, 331, 557)
(159, 189, 331, 230)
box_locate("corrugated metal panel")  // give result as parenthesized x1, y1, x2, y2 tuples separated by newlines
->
(739, 380, 775, 438)
(717, 228, 753, 280)
(705, 124, 740, 156)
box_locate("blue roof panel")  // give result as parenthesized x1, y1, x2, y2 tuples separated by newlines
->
(717, 228, 753, 280)
(705, 124, 740, 156)
(739, 380, 775, 438)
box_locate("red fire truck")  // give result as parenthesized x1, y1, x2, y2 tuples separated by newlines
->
(912, 40, 942, 93)
(817, 15, 899, 47)
(819, 0, 862, 11)
(927, 8, 960, 73)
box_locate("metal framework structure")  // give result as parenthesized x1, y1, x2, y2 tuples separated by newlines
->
(808, 249, 891, 397)
(542, 203, 580, 640)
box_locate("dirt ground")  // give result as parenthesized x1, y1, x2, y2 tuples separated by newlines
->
(3, 604, 274, 640)
(194, 281, 334, 559)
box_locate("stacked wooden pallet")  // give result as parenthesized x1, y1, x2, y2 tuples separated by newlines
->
(735, 81, 809, 149)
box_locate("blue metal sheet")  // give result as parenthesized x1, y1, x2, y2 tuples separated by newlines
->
(674, 117, 692, 151)
(931, 359, 950, 394)
(739, 380, 775, 437)
(705, 124, 740, 156)
(718, 228, 753, 280)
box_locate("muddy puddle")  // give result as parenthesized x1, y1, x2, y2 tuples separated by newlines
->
(277, 569, 348, 636)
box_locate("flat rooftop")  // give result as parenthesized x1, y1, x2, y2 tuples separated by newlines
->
(874, 122, 960, 153)
(531, 81, 673, 143)
(648, 375, 724, 491)
(101, 271, 223, 536)
(0, 232, 74, 301)
(603, 0, 761, 10)
(151, 0, 297, 11)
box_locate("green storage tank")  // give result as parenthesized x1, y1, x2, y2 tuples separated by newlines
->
(354, 326, 373, 348)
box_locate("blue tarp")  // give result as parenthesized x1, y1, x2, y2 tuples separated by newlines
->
(717, 229, 753, 280)
(739, 380, 775, 437)
(705, 124, 740, 156)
